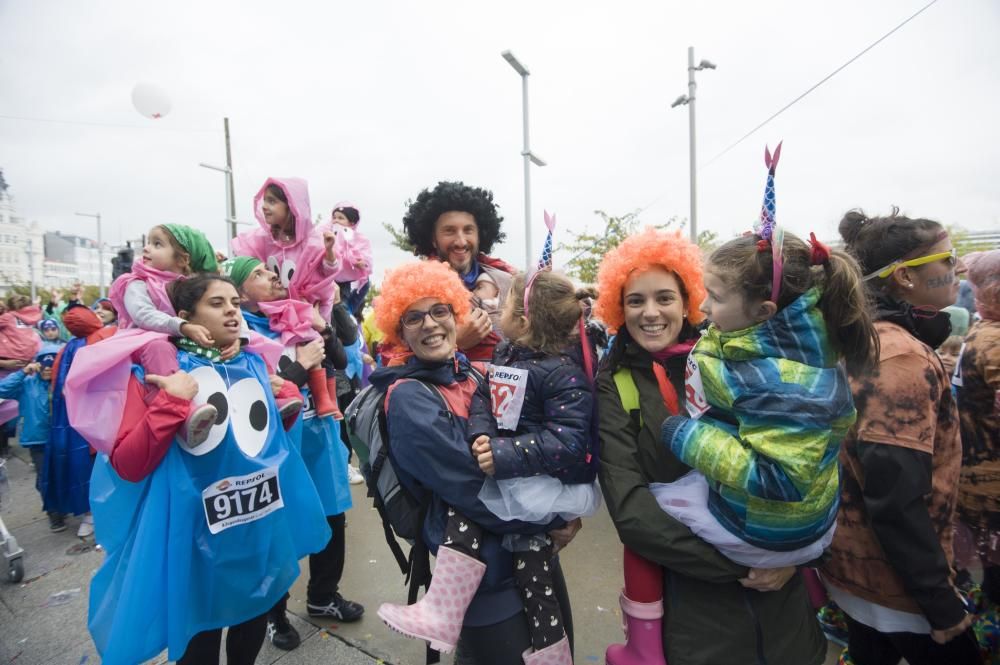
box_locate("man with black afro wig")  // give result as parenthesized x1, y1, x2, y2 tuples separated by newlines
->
(401, 180, 518, 361)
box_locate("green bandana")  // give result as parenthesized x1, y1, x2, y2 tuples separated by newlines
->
(176, 337, 224, 362)
(163, 224, 218, 273)
(220, 256, 262, 289)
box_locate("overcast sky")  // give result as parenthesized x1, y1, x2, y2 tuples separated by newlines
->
(2, 0, 998, 282)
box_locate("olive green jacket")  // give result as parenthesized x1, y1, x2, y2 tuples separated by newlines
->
(597, 339, 826, 665)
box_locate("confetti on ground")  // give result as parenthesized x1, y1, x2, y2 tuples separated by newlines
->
(586, 656, 599, 662)
(79, 656, 89, 665)
(596, 605, 607, 612)
(321, 632, 329, 640)
(369, 559, 377, 564)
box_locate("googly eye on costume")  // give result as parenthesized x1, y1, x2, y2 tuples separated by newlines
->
(227, 378, 270, 457)
(181, 367, 231, 455)
(280, 259, 296, 287)
(179, 369, 270, 458)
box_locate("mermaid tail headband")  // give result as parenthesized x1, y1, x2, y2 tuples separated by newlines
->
(754, 142, 784, 303)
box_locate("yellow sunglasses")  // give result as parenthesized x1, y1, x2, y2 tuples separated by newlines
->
(863, 248, 958, 282)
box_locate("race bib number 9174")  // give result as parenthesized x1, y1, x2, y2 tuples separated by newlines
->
(202, 467, 284, 535)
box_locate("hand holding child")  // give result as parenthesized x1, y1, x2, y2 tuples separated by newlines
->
(219, 338, 241, 361)
(472, 435, 494, 476)
(180, 322, 214, 348)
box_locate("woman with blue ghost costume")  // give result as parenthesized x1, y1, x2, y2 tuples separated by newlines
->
(87, 275, 330, 665)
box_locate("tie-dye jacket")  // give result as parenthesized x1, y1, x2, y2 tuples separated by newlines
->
(661, 287, 855, 550)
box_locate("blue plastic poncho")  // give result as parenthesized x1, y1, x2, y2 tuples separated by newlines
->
(87, 349, 330, 665)
(41, 337, 94, 515)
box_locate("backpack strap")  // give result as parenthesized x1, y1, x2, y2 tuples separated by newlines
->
(613, 367, 642, 428)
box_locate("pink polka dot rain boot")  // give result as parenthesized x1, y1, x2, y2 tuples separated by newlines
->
(377, 546, 486, 653)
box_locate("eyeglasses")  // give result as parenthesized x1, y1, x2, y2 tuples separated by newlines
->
(401, 303, 454, 329)
(862, 248, 958, 282)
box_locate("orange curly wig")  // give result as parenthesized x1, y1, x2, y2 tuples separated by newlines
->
(373, 260, 472, 348)
(594, 227, 706, 334)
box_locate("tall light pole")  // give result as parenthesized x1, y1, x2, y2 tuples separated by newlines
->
(26, 237, 36, 303)
(200, 117, 239, 242)
(670, 47, 716, 243)
(502, 50, 547, 271)
(74, 212, 104, 297)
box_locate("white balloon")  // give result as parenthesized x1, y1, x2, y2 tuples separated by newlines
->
(131, 82, 172, 119)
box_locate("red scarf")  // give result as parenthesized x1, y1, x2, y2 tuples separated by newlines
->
(648, 340, 696, 416)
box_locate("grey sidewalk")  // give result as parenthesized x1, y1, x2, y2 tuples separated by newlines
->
(0, 443, 840, 664)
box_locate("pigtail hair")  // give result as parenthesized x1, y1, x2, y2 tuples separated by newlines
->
(817, 249, 879, 377)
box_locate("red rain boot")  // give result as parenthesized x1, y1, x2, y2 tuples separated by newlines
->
(604, 591, 668, 665)
(522, 635, 573, 665)
(307, 368, 338, 418)
(377, 547, 486, 653)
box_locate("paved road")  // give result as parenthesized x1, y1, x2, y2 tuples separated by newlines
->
(0, 444, 841, 664)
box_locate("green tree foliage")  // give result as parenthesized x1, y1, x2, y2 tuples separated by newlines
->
(382, 221, 415, 254)
(948, 224, 993, 257)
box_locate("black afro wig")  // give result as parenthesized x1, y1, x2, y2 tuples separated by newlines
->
(402, 181, 505, 257)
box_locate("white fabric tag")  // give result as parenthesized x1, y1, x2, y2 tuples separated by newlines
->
(951, 343, 965, 388)
(684, 355, 710, 419)
(202, 467, 284, 535)
(489, 365, 530, 431)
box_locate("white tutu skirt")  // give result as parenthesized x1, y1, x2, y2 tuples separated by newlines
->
(478, 475, 602, 524)
(649, 471, 836, 568)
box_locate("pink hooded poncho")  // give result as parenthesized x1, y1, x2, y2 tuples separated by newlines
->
(315, 200, 373, 285)
(231, 177, 339, 318)
(108, 260, 181, 329)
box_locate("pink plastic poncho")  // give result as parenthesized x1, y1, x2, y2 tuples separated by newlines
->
(231, 177, 338, 318)
(316, 200, 373, 285)
(65, 329, 283, 454)
(256, 299, 320, 346)
(0, 305, 43, 361)
(108, 260, 183, 329)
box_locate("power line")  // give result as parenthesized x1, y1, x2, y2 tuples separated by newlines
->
(701, 0, 941, 169)
(0, 113, 216, 133)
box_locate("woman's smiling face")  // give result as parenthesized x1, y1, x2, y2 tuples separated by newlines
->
(622, 266, 687, 354)
(400, 297, 457, 363)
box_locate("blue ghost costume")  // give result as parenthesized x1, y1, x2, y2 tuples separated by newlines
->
(41, 336, 95, 515)
(88, 348, 330, 665)
(244, 308, 352, 516)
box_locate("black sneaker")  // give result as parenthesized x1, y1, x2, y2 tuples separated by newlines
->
(266, 612, 301, 651)
(49, 513, 66, 532)
(307, 592, 365, 622)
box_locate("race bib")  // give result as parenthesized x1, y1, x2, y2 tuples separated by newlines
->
(489, 365, 530, 431)
(202, 467, 284, 535)
(684, 355, 710, 419)
(952, 343, 965, 388)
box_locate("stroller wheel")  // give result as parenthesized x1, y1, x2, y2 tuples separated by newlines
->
(8, 558, 23, 583)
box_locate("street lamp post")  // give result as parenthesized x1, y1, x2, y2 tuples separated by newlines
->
(74, 212, 104, 297)
(200, 117, 239, 242)
(670, 46, 716, 243)
(26, 237, 36, 303)
(502, 50, 547, 271)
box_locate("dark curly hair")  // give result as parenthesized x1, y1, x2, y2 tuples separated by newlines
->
(402, 181, 505, 257)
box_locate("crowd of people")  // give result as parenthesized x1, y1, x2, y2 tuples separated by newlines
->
(0, 161, 997, 665)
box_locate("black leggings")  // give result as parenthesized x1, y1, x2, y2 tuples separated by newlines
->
(177, 612, 267, 665)
(453, 561, 573, 665)
(269, 512, 347, 620)
(844, 614, 979, 665)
